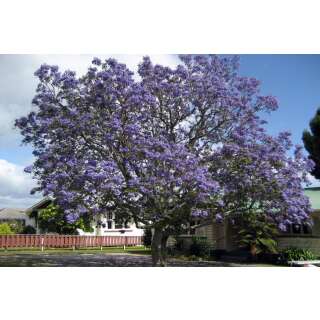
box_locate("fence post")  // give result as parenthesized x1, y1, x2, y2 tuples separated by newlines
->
(41, 237, 44, 252)
(123, 236, 127, 250)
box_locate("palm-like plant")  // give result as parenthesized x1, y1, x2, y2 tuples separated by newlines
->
(235, 214, 279, 257)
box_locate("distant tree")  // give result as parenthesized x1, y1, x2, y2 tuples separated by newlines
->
(0, 223, 14, 235)
(303, 108, 320, 179)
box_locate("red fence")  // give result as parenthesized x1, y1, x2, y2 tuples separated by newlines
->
(0, 235, 143, 249)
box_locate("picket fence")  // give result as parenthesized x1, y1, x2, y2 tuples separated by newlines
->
(0, 234, 143, 249)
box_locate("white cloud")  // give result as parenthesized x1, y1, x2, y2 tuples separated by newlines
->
(0, 55, 179, 146)
(0, 159, 41, 208)
(0, 55, 179, 207)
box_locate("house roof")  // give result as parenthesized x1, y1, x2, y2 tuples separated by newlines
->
(305, 187, 320, 210)
(0, 208, 28, 220)
(26, 197, 52, 213)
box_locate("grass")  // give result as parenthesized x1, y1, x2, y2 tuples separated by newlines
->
(0, 246, 151, 255)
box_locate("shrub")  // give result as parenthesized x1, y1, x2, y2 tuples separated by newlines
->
(189, 236, 212, 257)
(280, 247, 316, 262)
(0, 223, 14, 235)
(22, 225, 37, 234)
(235, 214, 278, 257)
(6, 220, 24, 234)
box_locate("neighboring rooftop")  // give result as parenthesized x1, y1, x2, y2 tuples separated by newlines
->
(0, 208, 27, 220)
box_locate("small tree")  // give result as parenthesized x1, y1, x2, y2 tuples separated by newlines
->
(235, 214, 278, 258)
(38, 204, 92, 234)
(0, 223, 14, 235)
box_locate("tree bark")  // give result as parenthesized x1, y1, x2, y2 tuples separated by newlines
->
(151, 228, 166, 266)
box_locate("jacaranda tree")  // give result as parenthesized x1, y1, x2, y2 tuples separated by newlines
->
(16, 55, 313, 265)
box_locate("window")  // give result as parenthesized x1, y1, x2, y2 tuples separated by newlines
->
(107, 221, 113, 229)
(281, 223, 312, 236)
(292, 224, 301, 234)
(107, 212, 113, 220)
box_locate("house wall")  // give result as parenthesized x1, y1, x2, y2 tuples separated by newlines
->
(194, 212, 320, 253)
(194, 222, 228, 250)
(0, 216, 36, 228)
(276, 211, 320, 254)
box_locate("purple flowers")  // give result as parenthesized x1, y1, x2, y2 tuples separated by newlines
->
(16, 55, 312, 235)
(24, 165, 33, 174)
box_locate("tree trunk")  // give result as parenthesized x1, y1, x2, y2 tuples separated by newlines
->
(160, 234, 169, 266)
(250, 243, 258, 261)
(151, 228, 166, 266)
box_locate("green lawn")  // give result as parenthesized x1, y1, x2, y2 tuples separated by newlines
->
(0, 246, 151, 255)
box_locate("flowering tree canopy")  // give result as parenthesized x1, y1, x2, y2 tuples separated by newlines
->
(16, 55, 312, 265)
(209, 129, 313, 231)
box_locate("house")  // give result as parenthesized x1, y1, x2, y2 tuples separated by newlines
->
(26, 198, 144, 236)
(0, 208, 36, 230)
(193, 187, 320, 255)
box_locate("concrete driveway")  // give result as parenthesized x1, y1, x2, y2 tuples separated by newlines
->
(0, 253, 257, 267)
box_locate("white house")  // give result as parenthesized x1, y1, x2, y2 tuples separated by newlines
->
(85, 212, 144, 236)
(27, 198, 144, 236)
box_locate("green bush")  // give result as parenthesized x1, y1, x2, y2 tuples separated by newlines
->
(22, 225, 36, 234)
(280, 247, 316, 262)
(189, 236, 211, 257)
(6, 220, 24, 234)
(0, 223, 14, 235)
(235, 214, 278, 256)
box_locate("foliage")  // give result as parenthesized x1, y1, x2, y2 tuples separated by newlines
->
(235, 214, 279, 256)
(303, 108, 320, 179)
(22, 225, 37, 234)
(189, 236, 212, 257)
(38, 204, 92, 234)
(15, 55, 313, 265)
(168, 236, 212, 258)
(4, 220, 24, 234)
(0, 223, 14, 235)
(143, 227, 152, 246)
(280, 247, 316, 262)
(209, 133, 313, 232)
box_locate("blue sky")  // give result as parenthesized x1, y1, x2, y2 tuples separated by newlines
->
(238, 55, 320, 148)
(1, 54, 320, 208)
